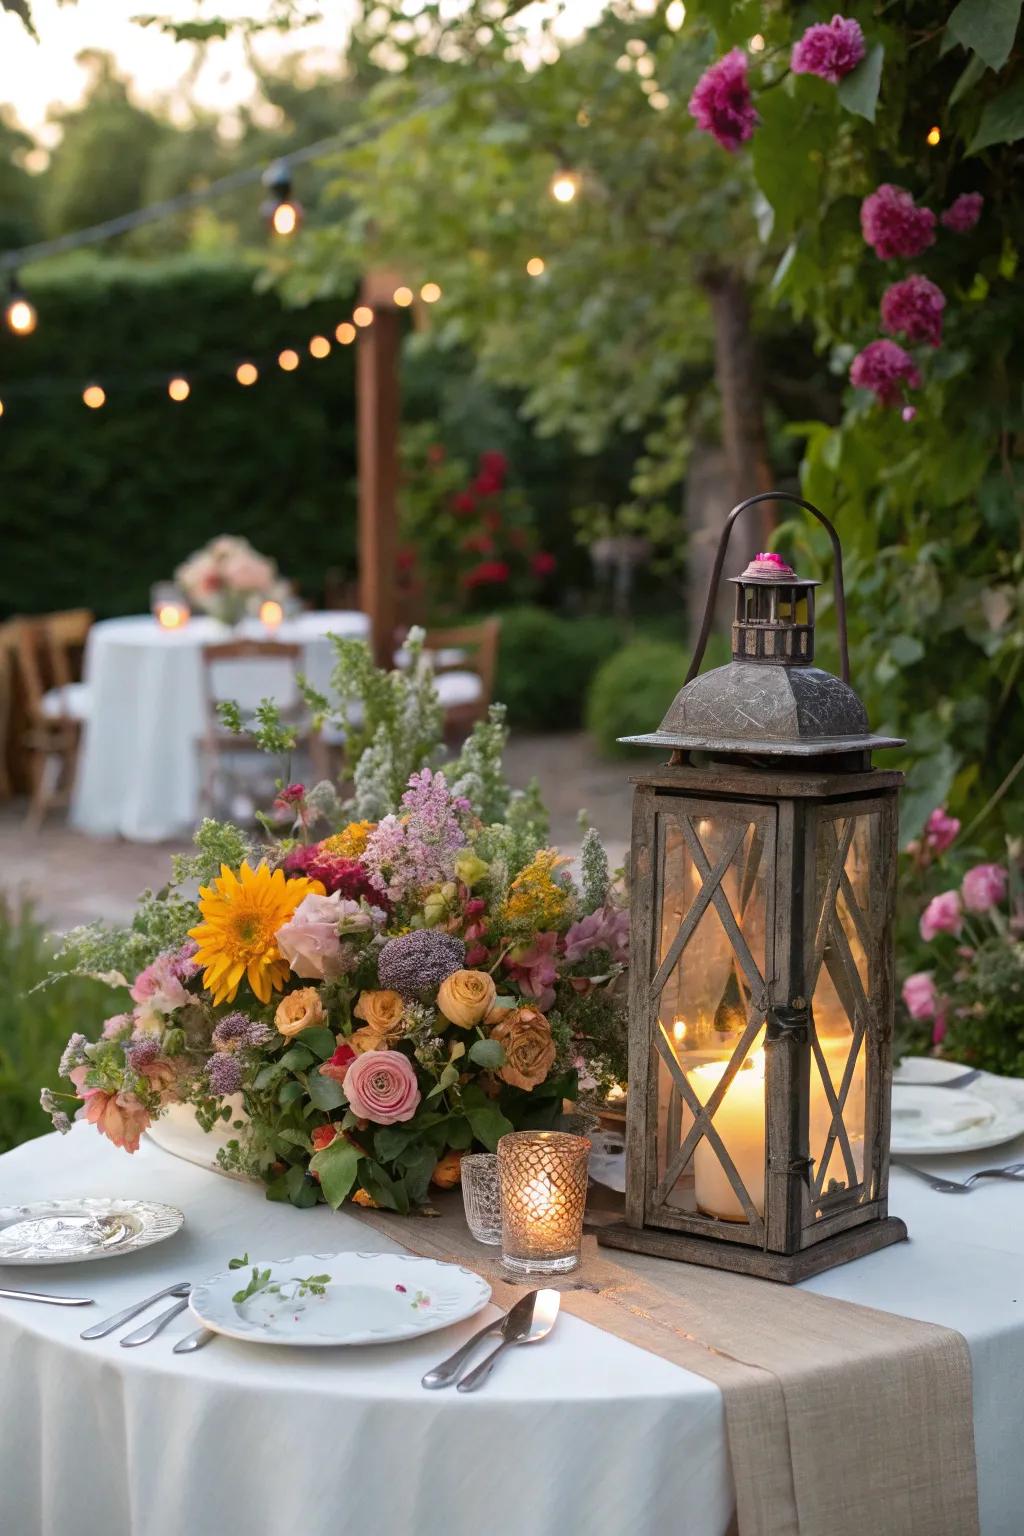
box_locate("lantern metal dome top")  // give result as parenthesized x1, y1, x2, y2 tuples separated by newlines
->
(623, 492, 905, 759)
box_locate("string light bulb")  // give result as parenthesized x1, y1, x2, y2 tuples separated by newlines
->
(5, 277, 37, 336)
(550, 170, 581, 204)
(278, 349, 300, 371)
(393, 286, 414, 307)
(260, 160, 303, 238)
(236, 362, 259, 386)
(419, 282, 441, 304)
(749, 33, 765, 52)
(0, 399, 5, 418)
(665, 0, 686, 28)
(309, 334, 331, 358)
(168, 377, 190, 402)
(926, 125, 941, 146)
(82, 384, 106, 409)
(526, 256, 546, 277)
(353, 306, 374, 327)
(335, 322, 356, 344)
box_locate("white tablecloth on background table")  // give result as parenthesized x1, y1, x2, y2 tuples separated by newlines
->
(70, 613, 368, 843)
(2, 1130, 1022, 1536)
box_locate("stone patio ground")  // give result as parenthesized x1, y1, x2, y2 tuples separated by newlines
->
(0, 733, 632, 930)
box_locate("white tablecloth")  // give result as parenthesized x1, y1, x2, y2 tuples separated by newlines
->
(70, 613, 368, 843)
(1, 1130, 1022, 1536)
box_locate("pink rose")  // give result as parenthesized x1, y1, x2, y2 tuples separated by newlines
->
(902, 971, 938, 1020)
(940, 193, 983, 234)
(131, 953, 190, 1015)
(924, 806, 960, 855)
(920, 890, 962, 942)
(342, 1049, 421, 1124)
(223, 551, 275, 591)
(688, 49, 758, 153)
(275, 891, 367, 980)
(961, 863, 1007, 914)
(791, 14, 865, 84)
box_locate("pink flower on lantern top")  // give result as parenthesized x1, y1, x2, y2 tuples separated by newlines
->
(688, 49, 758, 153)
(850, 340, 921, 408)
(940, 193, 983, 234)
(920, 890, 963, 942)
(961, 863, 1008, 914)
(342, 1049, 421, 1124)
(791, 15, 865, 83)
(860, 185, 936, 261)
(742, 551, 796, 579)
(924, 806, 960, 855)
(902, 971, 939, 1021)
(881, 276, 946, 348)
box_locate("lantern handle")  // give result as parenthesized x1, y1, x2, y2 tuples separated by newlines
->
(684, 491, 850, 686)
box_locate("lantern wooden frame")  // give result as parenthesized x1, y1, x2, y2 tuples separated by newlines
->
(598, 493, 908, 1283)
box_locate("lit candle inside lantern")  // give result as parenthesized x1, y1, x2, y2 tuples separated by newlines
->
(259, 598, 284, 631)
(498, 1131, 590, 1277)
(690, 1051, 766, 1221)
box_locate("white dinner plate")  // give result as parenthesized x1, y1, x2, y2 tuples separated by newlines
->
(0, 1198, 184, 1265)
(189, 1251, 491, 1347)
(891, 1058, 1024, 1155)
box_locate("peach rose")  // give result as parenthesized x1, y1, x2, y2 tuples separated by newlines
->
(275, 987, 325, 1039)
(354, 989, 406, 1039)
(431, 1150, 465, 1188)
(490, 1006, 557, 1091)
(437, 969, 497, 1029)
(350, 1024, 394, 1054)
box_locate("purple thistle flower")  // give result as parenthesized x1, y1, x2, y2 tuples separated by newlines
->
(212, 1012, 273, 1050)
(207, 1052, 243, 1096)
(941, 193, 983, 234)
(125, 1035, 161, 1068)
(377, 929, 466, 999)
(880, 275, 945, 348)
(791, 15, 865, 84)
(860, 185, 936, 261)
(688, 49, 758, 153)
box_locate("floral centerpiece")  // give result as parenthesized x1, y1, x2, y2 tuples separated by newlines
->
(175, 534, 286, 626)
(42, 632, 628, 1213)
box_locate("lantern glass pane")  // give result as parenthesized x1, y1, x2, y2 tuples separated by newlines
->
(652, 810, 771, 1225)
(809, 811, 876, 1195)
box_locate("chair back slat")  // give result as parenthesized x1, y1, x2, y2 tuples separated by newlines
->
(424, 618, 501, 703)
(44, 609, 93, 690)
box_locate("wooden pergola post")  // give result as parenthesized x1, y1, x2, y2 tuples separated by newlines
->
(356, 273, 402, 668)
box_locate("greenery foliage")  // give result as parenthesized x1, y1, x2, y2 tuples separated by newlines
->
(493, 606, 624, 731)
(585, 639, 688, 758)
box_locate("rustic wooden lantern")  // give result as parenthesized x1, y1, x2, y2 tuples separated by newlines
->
(598, 492, 908, 1282)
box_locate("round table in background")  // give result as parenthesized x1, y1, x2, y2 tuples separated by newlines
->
(70, 612, 368, 843)
(1, 1128, 1023, 1536)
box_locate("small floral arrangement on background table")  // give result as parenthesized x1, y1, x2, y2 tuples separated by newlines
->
(41, 632, 628, 1212)
(174, 534, 287, 626)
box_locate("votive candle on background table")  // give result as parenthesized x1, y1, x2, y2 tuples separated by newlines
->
(150, 582, 190, 630)
(498, 1131, 590, 1276)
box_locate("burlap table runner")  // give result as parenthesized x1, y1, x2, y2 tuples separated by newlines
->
(352, 1201, 979, 1536)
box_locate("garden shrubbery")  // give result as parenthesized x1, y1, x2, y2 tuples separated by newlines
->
(494, 606, 625, 732)
(585, 639, 689, 758)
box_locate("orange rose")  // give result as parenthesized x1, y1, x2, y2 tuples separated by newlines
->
(349, 1024, 392, 1054)
(274, 986, 325, 1038)
(489, 1006, 557, 1091)
(354, 989, 406, 1040)
(437, 969, 497, 1029)
(430, 1150, 465, 1188)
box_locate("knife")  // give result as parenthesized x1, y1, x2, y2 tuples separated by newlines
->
(422, 1291, 539, 1390)
(81, 1281, 191, 1339)
(457, 1288, 561, 1392)
(0, 1287, 93, 1306)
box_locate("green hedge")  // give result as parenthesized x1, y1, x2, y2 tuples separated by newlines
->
(586, 638, 689, 758)
(494, 606, 624, 731)
(0, 255, 359, 619)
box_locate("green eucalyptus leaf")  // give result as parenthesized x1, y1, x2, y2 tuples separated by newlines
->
(309, 1137, 361, 1209)
(465, 1102, 514, 1151)
(305, 1073, 348, 1112)
(279, 1045, 315, 1072)
(836, 43, 884, 123)
(949, 51, 989, 106)
(948, 0, 1021, 71)
(299, 1026, 338, 1061)
(969, 74, 1024, 151)
(278, 1079, 306, 1107)
(468, 1038, 505, 1069)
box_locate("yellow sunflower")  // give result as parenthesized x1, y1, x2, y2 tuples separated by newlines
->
(188, 861, 324, 1006)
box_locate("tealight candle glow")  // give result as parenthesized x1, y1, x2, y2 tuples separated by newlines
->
(259, 599, 284, 630)
(498, 1131, 590, 1277)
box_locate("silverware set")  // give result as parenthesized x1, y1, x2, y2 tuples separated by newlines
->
(422, 1288, 560, 1393)
(891, 1157, 1024, 1194)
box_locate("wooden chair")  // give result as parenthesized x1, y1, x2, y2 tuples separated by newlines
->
(13, 611, 93, 827)
(0, 620, 20, 800)
(424, 618, 501, 736)
(198, 638, 317, 817)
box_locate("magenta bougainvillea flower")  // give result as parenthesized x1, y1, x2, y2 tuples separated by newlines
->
(688, 48, 758, 152)
(940, 192, 984, 233)
(860, 184, 936, 261)
(791, 14, 865, 83)
(849, 339, 922, 407)
(880, 275, 946, 348)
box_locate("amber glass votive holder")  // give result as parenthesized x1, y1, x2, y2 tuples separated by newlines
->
(497, 1131, 591, 1277)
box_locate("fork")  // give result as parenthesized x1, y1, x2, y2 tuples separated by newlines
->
(892, 1158, 1024, 1193)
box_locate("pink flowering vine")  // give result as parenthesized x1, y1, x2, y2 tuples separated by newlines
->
(880, 275, 945, 348)
(791, 15, 865, 83)
(940, 193, 983, 234)
(688, 49, 758, 152)
(861, 185, 936, 261)
(849, 339, 921, 407)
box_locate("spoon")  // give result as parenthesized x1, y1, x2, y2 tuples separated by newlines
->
(456, 1288, 560, 1392)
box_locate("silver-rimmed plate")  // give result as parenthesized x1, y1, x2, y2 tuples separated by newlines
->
(0, 1198, 184, 1265)
(190, 1251, 491, 1347)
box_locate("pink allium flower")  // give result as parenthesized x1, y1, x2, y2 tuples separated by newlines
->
(850, 340, 921, 407)
(131, 952, 191, 1015)
(940, 193, 983, 234)
(688, 49, 758, 152)
(925, 806, 960, 854)
(860, 184, 936, 261)
(880, 275, 946, 348)
(920, 890, 963, 942)
(902, 971, 938, 1021)
(791, 14, 865, 83)
(343, 1049, 421, 1124)
(504, 931, 560, 1010)
(961, 863, 1008, 914)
